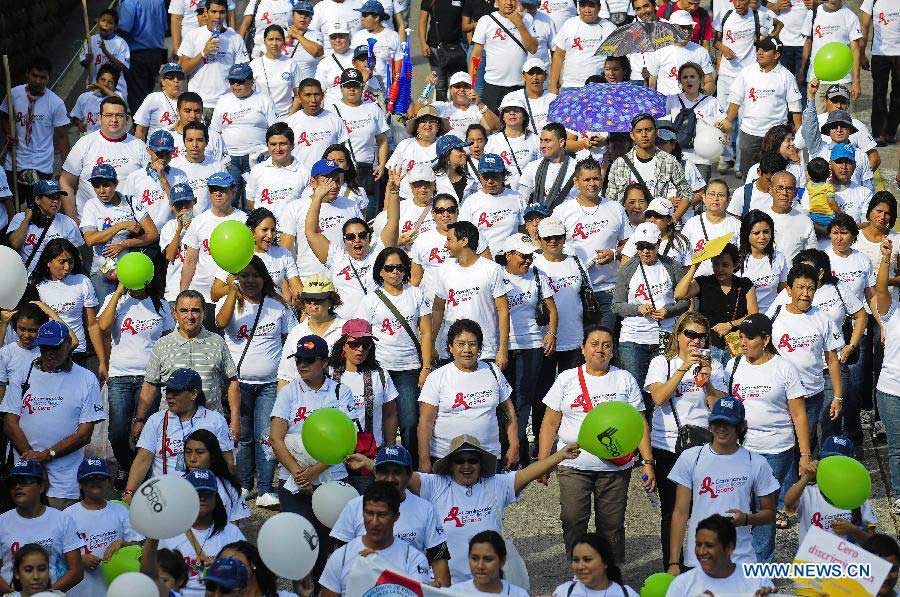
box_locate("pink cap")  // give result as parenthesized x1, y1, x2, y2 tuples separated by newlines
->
(342, 318, 376, 339)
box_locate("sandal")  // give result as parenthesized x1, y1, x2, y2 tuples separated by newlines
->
(775, 509, 789, 529)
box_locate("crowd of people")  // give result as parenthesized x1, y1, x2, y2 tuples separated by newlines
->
(0, 0, 898, 594)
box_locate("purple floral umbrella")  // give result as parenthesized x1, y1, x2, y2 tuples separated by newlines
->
(547, 83, 667, 134)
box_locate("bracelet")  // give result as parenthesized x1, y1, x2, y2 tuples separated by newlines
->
(729, 321, 735, 331)
(800, 453, 812, 457)
(667, 562, 680, 568)
(834, 397, 843, 401)
(387, 187, 400, 194)
(547, 331, 557, 338)
(123, 489, 135, 497)
(677, 367, 689, 373)
(743, 512, 750, 526)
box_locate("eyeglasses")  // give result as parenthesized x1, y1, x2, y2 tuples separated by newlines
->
(433, 206, 458, 215)
(682, 329, 707, 340)
(772, 185, 797, 194)
(382, 263, 406, 273)
(344, 231, 370, 242)
(635, 242, 656, 252)
(296, 356, 320, 365)
(346, 339, 373, 350)
(101, 112, 126, 120)
(229, 79, 251, 85)
(705, 191, 728, 199)
(204, 582, 240, 595)
(512, 251, 534, 261)
(452, 457, 481, 465)
(541, 234, 565, 242)
(302, 297, 326, 305)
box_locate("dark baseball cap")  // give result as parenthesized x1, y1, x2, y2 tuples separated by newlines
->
(77, 457, 112, 481)
(375, 444, 412, 469)
(185, 468, 218, 493)
(165, 368, 203, 391)
(737, 313, 772, 338)
(755, 36, 783, 53)
(340, 68, 363, 87)
(34, 320, 70, 348)
(88, 163, 118, 183)
(820, 435, 856, 458)
(7, 460, 44, 481)
(708, 396, 745, 426)
(287, 334, 329, 359)
(203, 557, 249, 589)
(825, 84, 850, 103)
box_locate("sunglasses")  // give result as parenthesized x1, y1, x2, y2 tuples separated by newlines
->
(296, 356, 321, 365)
(346, 339, 373, 350)
(382, 263, 406, 273)
(452, 456, 481, 465)
(542, 234, 565, 242)
(10, 477, 39, 486)
(344, 231, 371, 242)
(635, 242, 656, 251)
(512, 251, 534, 261)
(204, 583, 240, 595)
(302, 297, 326, 305)
(433, 206, 458, 215)
(682, 329, 707, 340)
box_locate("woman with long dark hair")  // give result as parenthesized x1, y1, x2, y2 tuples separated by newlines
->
(737, 209, 788, 314)
(433, 135, 477, 202)
(218, 540, 284, 597)
(552, 533, 639, 596)
(184, 429, 248, 523)
(455, 530, 529, 595)
(249, 24, 302, 117)
(745, 123, 806, 187)
(215, 255, 296, 508)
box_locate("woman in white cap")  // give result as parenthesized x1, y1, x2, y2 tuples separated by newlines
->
(620, 197, 691, 267)
(419, 72, 500, 139)
(373, 163, 437, 250)
(500, 233, 558, 465)
(386, 106, 450, 200)
(613, 221, 690, 397)
(484, 95, 540, 191)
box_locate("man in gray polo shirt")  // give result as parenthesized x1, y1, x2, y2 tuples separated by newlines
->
(129, 289, 240, 445)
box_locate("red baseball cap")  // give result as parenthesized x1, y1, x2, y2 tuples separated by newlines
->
(342, 318, 377, 339)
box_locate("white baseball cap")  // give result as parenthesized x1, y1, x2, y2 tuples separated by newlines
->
(631, 222, 662, 245)
(645, 198, 674, 218)
(667, 10, 695, 27)
(502, 233, 537, 255)
(499, 93, 528, 112)
(448, 72, 471, 88)
(538, 217, 566, 238)
(407, 163, 436, 183)
(522, 57, 547, 73)
(327, 21, 351, 36)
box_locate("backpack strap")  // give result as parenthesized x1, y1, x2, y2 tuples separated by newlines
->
(771, 304, 782, 324)
(621, 154, 647, 189)
(752, 9, 760, 40)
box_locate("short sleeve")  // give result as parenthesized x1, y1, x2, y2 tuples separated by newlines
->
(495, 364, 513, 403)
(667, 447, 700, 489)
(472, 17, 489, 45)
(51, 98, 71, 128)
(215, 414, 235, 451)
(643, 355, 669, 391)
(183, 217, 201, 249)
(79, 373, 106, 423)
(62, 139, 86, 176)
(318, 546, 346, 593)
(423, 503, 446, 549)
(143, 345, 163, 384)
(825, 316, 845, 352)
(418, 370, 441, 406)
(624, 371, 644, 412)
(80, 202, 101, 231)
(271, 386, 296, 422)
(81, 276, 100, 309)
(752, 453, 780, 496)
(136, 418, 158, 452)
(62, 511, 87, 553)
(781, 359, 807, 400)
(330, 499, 360, 543)
(490, 265, 511, 299)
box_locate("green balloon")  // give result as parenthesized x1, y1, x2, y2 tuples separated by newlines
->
(101, 545, 142, 586)
(817, 455, 871, 510)
(209, 220, 255, 274)
(301, 408, 358, 465)
(577, 401, 644, 461)
(110, 499, 129, 509)
(641, 572, 675, 597)
(813, 42, 853, 82)
(116, 253, 154, 290)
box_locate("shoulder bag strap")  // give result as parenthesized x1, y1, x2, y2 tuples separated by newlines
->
(573, 255, 592, 290)
(637, 261, 658, 311)
(374, 288, 422, 356)
(728, 354, 742, 396)
(718, 10, 733, 41)
(501, 131, 523, 175)
(236, 297, 265, 375)
(531, 158, 551, 205)
(533, 266, 543, 303)
(330, 103, 359, 168)
(577, 365, 592, 412)
(409, 204, 433, 237)
(620, 154, 647, 189)
(184, 528, 208, 562)
(522, 92, 538, 135)
(752, 9, 760, 39)
(362, 369, 374, 433)
(742, 182, 753, 216)
(771, 304, 782, 324)
(699, 213, 710, 241)
(161, 410, 169, 475)
(24, 214, 55, 270)
(551, 171, 577, 212)
(667, 359, 683, 428)
(730, 283, 743, 323)
(347, 258, 368, 295)
(331, 53, 347, 72)
(489, 13, 528, 54)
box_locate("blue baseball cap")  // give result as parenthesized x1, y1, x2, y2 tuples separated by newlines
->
(88, 163, 118, 183)
(293, 0, 314, 13)
(148, 130, 176, 153)
(34, 320, 69, 348)
(435, 134, 472, 158)
(202, 557, 249, 590)
(184, 468, 218, 493)
(830, 142, 856, 163)
(165, 367, 203, 391)
(33, 179, 68, 197)
(207, 171, 236, 188)
(353, 44, 370, 58)
(820, 435, 856, 458)
(170, 182, 196, 204)
(159, 62, 185, 77)
(287, 334, 329, 359)
(375, 444, 412, 469)
(77, 457, 112, 481)
(7, 460, 44, 481)
(310, 159, 343, 178)
(227, 63, 253, 82)
(356, 0, 388, 17)
(478, 153, 506, 174)
(709, 396, 745, 426)
(523, 203, 551, 219)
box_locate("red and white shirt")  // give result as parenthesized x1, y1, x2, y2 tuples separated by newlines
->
(101, 294, 176, 377)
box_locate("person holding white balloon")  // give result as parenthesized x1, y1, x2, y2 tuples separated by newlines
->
(664, 62, 724, 182)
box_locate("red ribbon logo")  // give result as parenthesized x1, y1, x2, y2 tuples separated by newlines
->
(698, 476, 718, 498)
(815, 24, 823, 38)
(447, 288, 458, 307)
(428, 248, 444, 263)
(669, 66, 677, 79)
(748, 87, 757, 102)
(141, 189, 154, 206)
(96, 156, 106, 166)
(777, 334, 794, 352)
(237, 325, 252, 340)
(159, 437, 177, 457)
(811, 512, 823, 528)
(444, 506, 464, 527)
(202, 239, 211, 254)
(695, 238, 706, 252)
(338, 265, 353, 281)
(86, 112, 96, 125)
(260, 189, 273, 204)
(22, 393, 34, 415)
(500, 151, 512, 165)
(477, 212, 493, 228)
(121, 317, 139, 335)
(221, 112, 233, 125)
(451, 393, 470, 410)
(293, 406, 308, 422)
(381, 318, 395, 335)
(492, 28, 507, 41)
(732, 383, 743, 402)
(297, 131, 311, 146)
(879, 12, 888, 25)
(160, 111, 174, 125)
(570, 393, 592, 413)
(25, 233, 37, 247)
(260, 11, 271, 23)
(401, 221, 413, 233)
(406, 160, 416, 171)
(726, 30, 734, 43)
(572, 37, 583, 50)
(634, 283, 650, 301)
(572, 223, 587, 239)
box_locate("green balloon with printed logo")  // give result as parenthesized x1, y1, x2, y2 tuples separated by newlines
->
(577, 401, 644, 461)
(209, 220, 255, 274)
(817, 455, 871, 510)
(116, 253, 154, 290)
(301, 408, 358, 465)
(813, 42, 853, 82)
(640, 572, 675, 597)
(101, 545, 143, 586)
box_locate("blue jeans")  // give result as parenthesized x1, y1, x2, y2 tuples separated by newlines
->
(753, 447, 794, 563)
(595, 289, 616, 331)
(821, 362, 849, 441)
(107, 375, 150, 473)
(226, 154, 251, 210)
(780, 391, 825, 506)
(502, 347, 544, 465)
(847, 323, 875, 444)
(388, 369, 420, 464)
(90, 271, 118, 307)
(617, 341, 656, 394)
(877, 389, 900, 495)
(237, 381, 278, 494)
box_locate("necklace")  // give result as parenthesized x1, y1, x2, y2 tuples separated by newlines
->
(578, 197, 602, 216)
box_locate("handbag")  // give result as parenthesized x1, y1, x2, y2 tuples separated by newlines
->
(637, 261, 671, 353)
(573, 257, 603, 325)
(533, 266, 550, 326)
(667, 360, 713, 454)
(834, 285, 859, 365)
(723, 285, 744, 357)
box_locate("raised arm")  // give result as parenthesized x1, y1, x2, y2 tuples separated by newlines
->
(876, 239, 893, 317)
(304, 183, 334, 264)
(513, 443, 579, 494)
(673, 262, 701, 300)
(380, 166, 402, 247)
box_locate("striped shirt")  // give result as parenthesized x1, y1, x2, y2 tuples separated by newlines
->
(144, 327, 237, 414)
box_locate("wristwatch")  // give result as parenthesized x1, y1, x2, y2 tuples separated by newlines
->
(48, 449, 56, 460)
(640, 458, 655, 466)
(132, 417, 146, 424)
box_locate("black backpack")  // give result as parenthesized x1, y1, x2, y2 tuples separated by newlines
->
(674, 95, 705, 149)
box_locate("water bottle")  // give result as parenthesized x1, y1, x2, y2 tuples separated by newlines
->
(211, 21, 221, 38)
(641, 474, 660, 508)
(419, 81, 434, 102)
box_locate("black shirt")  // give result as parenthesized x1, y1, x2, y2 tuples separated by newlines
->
(696, 274, 754, 350)
(463, 0, 496, 27)
(421, 0, 464, 46)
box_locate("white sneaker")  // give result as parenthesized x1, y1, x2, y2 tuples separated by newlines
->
(256, 492, 280, 509)
(892, 498, 900, 517)
(861, 410, 873, 429)
(874, 420, 887, 441)
(240, 488, 251, 500)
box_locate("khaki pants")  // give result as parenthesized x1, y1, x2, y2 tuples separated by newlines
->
(557, 466, 632, 561)
(48, 497, 78, 511)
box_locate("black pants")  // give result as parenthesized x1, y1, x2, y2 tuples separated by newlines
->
(653, 447, 681, 569)
(779, 45, 806, 100)
(428, 44, 468, 102)
(872, 55, 900, 140)
(481, 83, 523, 115)
(356, 162, 383, 221)
(125, 49, 167, 113)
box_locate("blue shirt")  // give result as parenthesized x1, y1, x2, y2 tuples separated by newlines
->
(118, 0, 167, 50)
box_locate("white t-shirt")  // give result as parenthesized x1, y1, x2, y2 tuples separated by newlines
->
(725, 354, 806, 453)
(168, 123, 230, 164)
(325, 240, 384, 318)
(159, 219, 189, 302)
(64, 501, 143, 597)
(0, 364, 105, 499)
(533, 254, 586, 351)
(328, 99, 389, 164)
(136, 407, 234, 476)
(335, 368, 397, 445)
(648, 42, 714, 97)
(473, 12, 536, 86)
(552, 198, 628, 291)
(36, 275, 99, 354)
(316, 49, 355, 92)
(218, 477, 250, 522)
(80, 34, 130, 99)
(456, 579, 530, 596)
(669, 444, 780, 568)
(727, 64, 802, 137)
(726, 181, 772, 216)
(459, 189, 525, 256)
(277, 317, 346, 382)
(763, 208, 817, 262)
(504, 89, 558, 135)
(552, 17, 617, 88)
(539, 0, 577, 31)
(774, 0, 809, 46)
(244, 157, 310, 221)
(62, 131, 150, 218)
(826, 248, 874, 312)
(182, 208, 248, 302)
(681, 213, 741, 276)
(80, 194, 154, 273)
(878, 302, 900, 397)
(319, 537, 431, 594)
(209, 91, 278, 157)
(120, 165, 190, 231)
(770, 282, 864, 341)
(170, 154, 224, 216)
(178, 26, 250, 108)
(158, 524, 246, 595)
(764, 303, 844, 395)
(505, 267, 554, 350)
(330, 491, 446, 553)
(860, 0, 900, 56)
(169, 0, 236, 33)
(484, 132, 540, 190)
(133, 91, 181, 135)
(270, 377, 355, 482)
(833, 183, 874, 226)
(715, 8, 776, 79)
(278, 192, 360, 277)
(0, 507, 83, 585)
(385, 138, 438, 200)
(408, 229, 488, 302)
(101, 294, 176, 377)
(645, 355, 727, 452)
(666, 565, 773, 596)
(283, 32, 321, 80)
(551, 581, 638, 597)
(213, 245, 301, 289)
(434, 258, 511, 360)
(355, 285, 431, 370)
(528, 10, 557, 71)
(0, 343, 38, 385)
(794, 111, 877, 155)
(309, 0, 364, 38)
(243, 0, 294, 55)
(803, 5, 862, 84)
(740, 251, 789, 314)
(418, 471, 519, 584)
(372, 199, 437, 242)
(0, 85, 70, 173)
(432, 101, 484, 139)
(282, 108, 348, 170)
(619, 260, 677, 344)
(796, 484, 877, 545)
(419, 361, 512, 458)
(517, 157, 577, 207)
(7, 211, 84, 273)
(215, 296, 296, 383)
(70, 91, 104, 134)
(543, 365, 644, 471)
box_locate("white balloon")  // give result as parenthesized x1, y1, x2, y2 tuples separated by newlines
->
(312, 481, 359, 528)
(693, 122, 726, 161)
(106, 572, 158, 597)
(129, 476, 200, 540)
(258, 512, 319, 580)
(0, 246, 27, 309)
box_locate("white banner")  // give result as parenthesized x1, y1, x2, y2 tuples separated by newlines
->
(344, 553, 469, 596)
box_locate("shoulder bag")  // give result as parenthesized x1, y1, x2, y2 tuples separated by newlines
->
(533, 266, 550, 326)
(667, 360, 713, 454)
(573, 256, 602, 325)
(723, 284, 744, 357)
